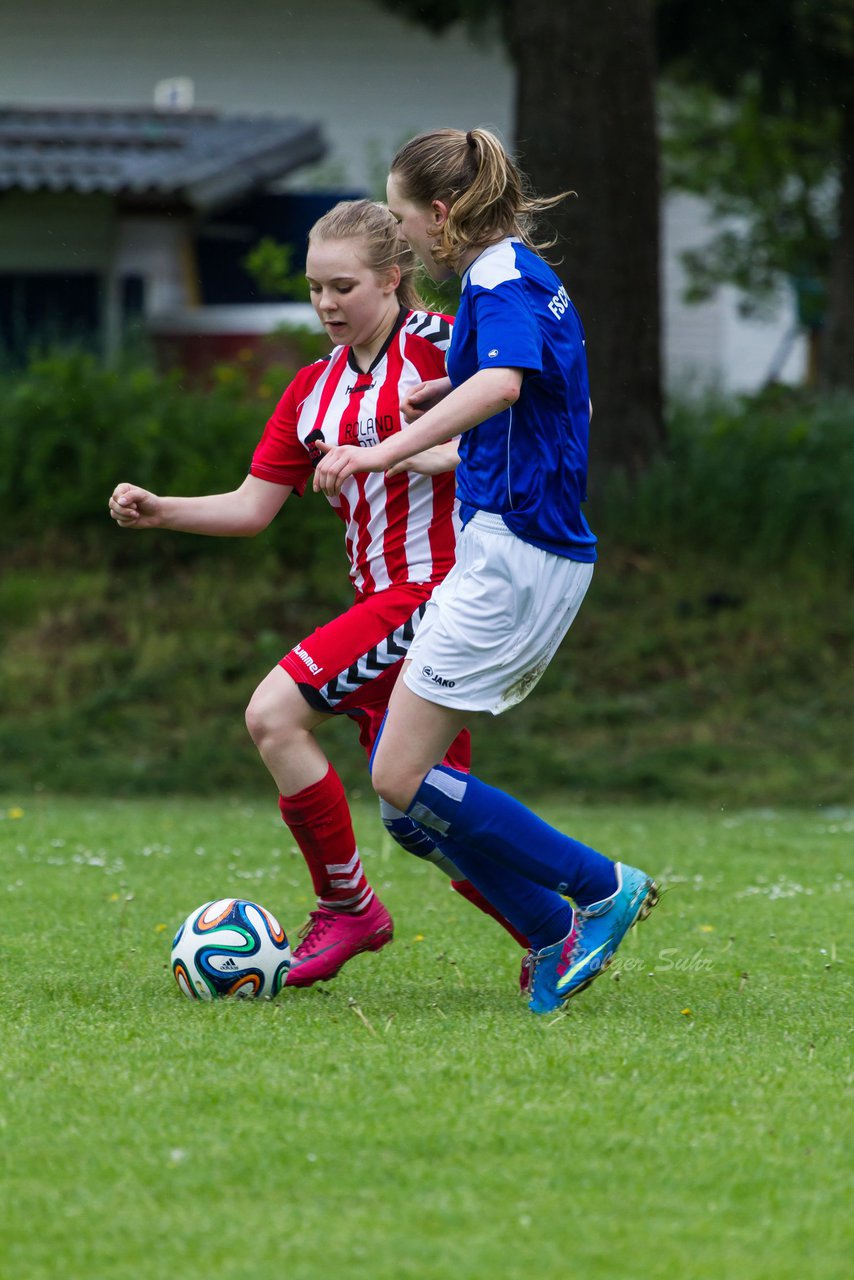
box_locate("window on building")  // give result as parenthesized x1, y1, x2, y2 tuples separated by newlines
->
(0, 272, 101, 363)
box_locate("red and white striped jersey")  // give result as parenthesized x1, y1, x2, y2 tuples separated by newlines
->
(251, 308, 459, 597)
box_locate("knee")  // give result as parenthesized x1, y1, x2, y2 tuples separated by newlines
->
(371, 757, 419, 813)
(245, 685, 289, 751)
(244, 689, 267, 748)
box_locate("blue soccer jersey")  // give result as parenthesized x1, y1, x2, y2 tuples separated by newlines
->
(446, 238, 596, 561)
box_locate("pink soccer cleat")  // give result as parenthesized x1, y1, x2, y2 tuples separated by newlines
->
(285, 895, 394, 987)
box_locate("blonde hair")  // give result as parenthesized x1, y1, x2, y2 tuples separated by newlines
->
(308, 198, 425, 311)
(390, 127, 572, 270)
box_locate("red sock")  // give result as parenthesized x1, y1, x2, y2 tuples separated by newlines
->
(451, 879, 530, 949)
(278, 765, 373, 913)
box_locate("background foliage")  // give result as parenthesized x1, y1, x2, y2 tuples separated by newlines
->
(1, 352, 850, 806)
(0, 345, 333, 558)
(660, 82, 838, 319)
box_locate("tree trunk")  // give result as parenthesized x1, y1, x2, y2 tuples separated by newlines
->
(821, 97, 854, 390)
(509, 0, 664, 480)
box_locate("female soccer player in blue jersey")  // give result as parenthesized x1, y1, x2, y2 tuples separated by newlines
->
(314, 130, 659, 1014)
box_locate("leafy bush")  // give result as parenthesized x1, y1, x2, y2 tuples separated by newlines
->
(4, 351, 852, 582)
(2, 359, 852, 800)
(597, 386, 854, 574)
(0, 348, 341, 579)
(0, 352, 256, 532)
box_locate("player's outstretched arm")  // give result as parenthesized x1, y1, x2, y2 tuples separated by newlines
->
(108, 475, 291, 536)
(313, 367, 522, 498)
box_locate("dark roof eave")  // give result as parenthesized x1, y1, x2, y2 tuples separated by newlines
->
(0, 110, 328, 209)
(183, 125, 327, 211)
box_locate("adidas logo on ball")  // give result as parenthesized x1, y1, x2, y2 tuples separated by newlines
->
(171, 899, 292, 1000)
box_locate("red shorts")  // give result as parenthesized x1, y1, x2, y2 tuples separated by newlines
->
(280, 582, 471, 767)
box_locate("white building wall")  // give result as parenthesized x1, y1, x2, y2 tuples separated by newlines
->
(0, 0, 513, 193)
(662, 193, 806, 394)
(115, 219, 197, 312)
(0, 0, 807, 393)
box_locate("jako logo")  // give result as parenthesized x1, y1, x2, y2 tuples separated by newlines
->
(422, 665, 456, 688)
(488, 348, 499, 358)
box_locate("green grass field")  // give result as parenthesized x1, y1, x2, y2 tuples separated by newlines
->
(2, 795, 852, 1280)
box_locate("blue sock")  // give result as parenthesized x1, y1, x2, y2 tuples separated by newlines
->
(380, 800, 461, 879)
(407, 766, 618, 906)
(381, 800, 571, 949)
(380, 799, 446, 860)
(436, 835, 573, 951)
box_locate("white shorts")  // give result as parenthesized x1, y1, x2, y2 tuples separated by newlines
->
(403, 511, 594, 715)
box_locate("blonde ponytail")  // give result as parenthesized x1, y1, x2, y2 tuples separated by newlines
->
(390, 128, 572, 271)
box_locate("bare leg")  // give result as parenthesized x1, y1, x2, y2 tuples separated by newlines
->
(370, 661, 469, 811)
(245, 665, 331, 795)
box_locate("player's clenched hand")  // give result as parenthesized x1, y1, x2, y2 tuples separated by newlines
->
(108, 482, 162, 529)
(313, 441, 386, 497)
(400, 376, 452, 423)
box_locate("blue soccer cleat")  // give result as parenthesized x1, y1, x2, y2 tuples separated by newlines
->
(555, 862, 659, 1003)
(524, 923, 578, 1015)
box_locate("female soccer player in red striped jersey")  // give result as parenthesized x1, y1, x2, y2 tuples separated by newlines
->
(109, 199, 572, 989)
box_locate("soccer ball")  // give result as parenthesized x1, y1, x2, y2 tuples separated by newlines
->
(171, 898, 291, 1000)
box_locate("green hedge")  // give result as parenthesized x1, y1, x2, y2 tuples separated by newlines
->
(597, 385, 854, 573)
(3, 352, 853, 578)
(0, 346, 343, 579)
(1, 353, 254, 531)
(2, 356, 852, 800)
